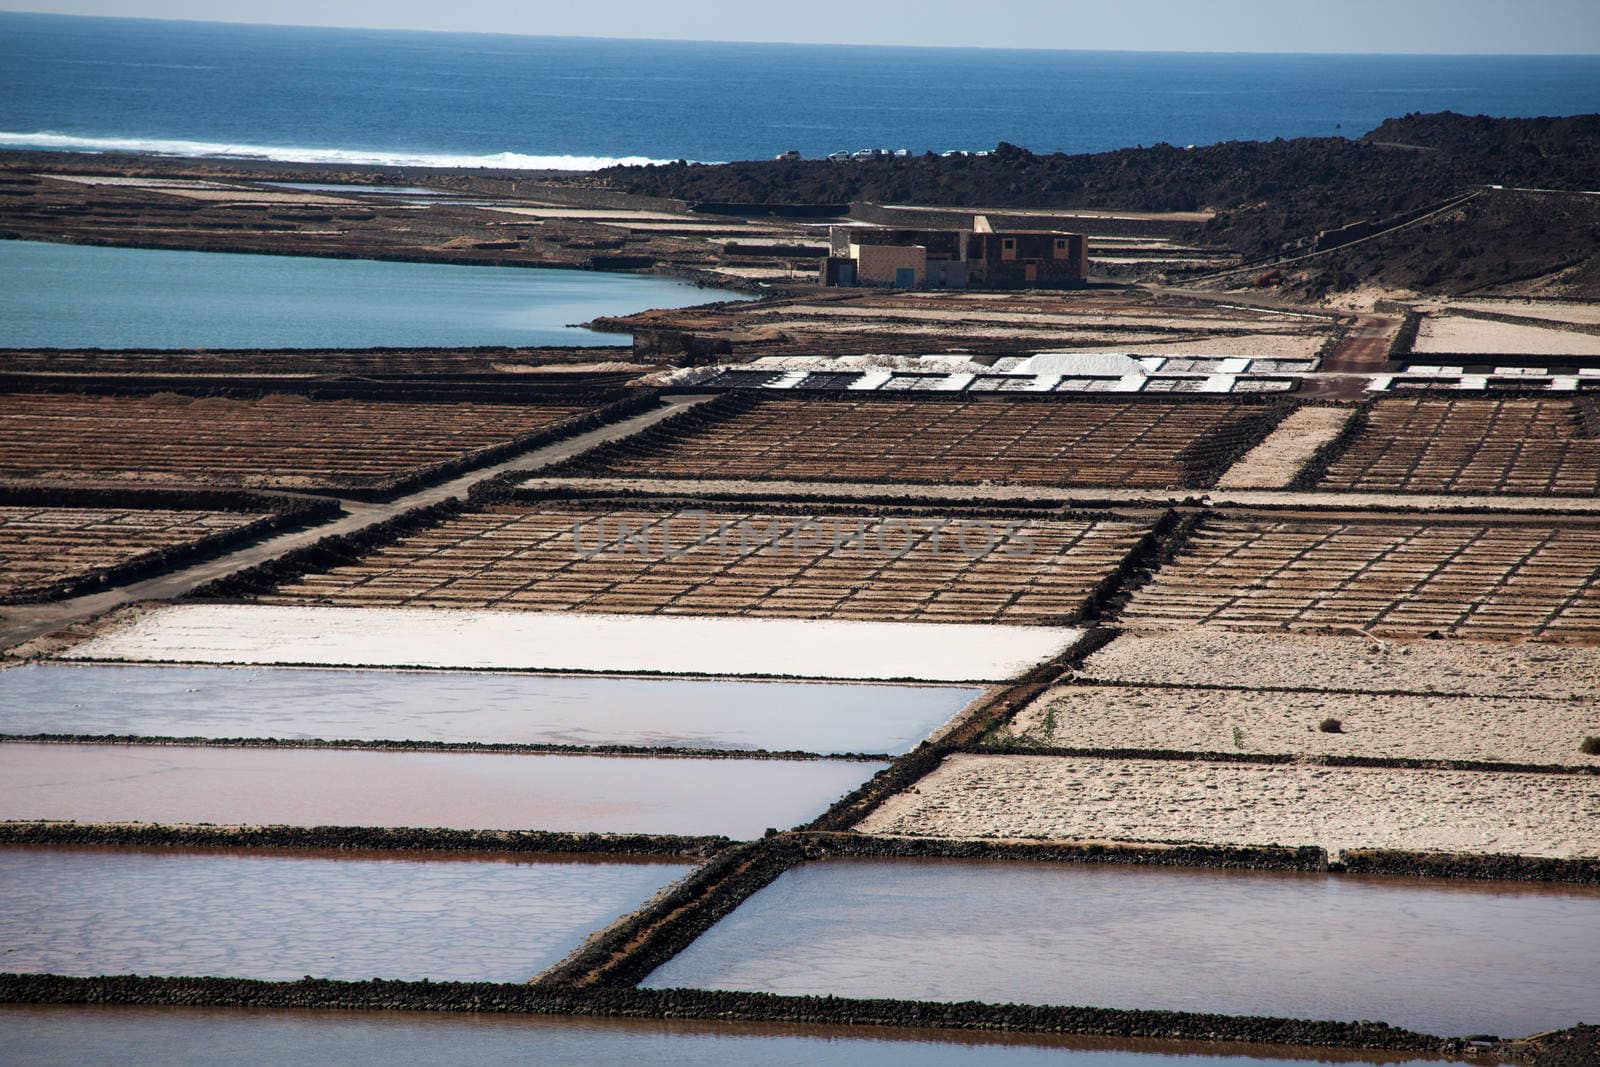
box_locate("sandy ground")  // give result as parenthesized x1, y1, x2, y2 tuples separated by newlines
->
(711, 267, 811, 281)
(1215, 407, 1354, 488)
(139, 188, 359, 205)
(1089, 241, 1214, 252)
(858, 753, 1600, 857)
(481, 207, 698, 221)
(776, 323, 1184, 344)
(615, 223, 790, 236)
(881, 204, 1216, 223)
(998, 684, 1600, 766)
(1322, 285, 1422, 313)
(1090, 256, 1236, 265)
(773, 305, 1291, 331)
(491, 361, 648, 374)
(60, 604, 1079, 682)
(1079, 629, 1600, 700)
(38, 175, 239, 189)
(1448, 300, 1600, 326)
(1414, 315, 1600, 356)
(1091, 335, 1326, 359)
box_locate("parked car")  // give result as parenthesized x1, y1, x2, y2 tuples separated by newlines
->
(892, 148, 910, 157)
(827, 151, 851, 162)
(774, 149, 801, 161)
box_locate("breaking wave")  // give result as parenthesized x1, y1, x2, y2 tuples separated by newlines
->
(0, 131, 677, 170)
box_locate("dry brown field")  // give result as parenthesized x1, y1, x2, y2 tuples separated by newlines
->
(1318, 397, 1600, 495)
(1120, 516, 1600, 641)
(0, 504, 271, 601)
(559, 394, 1288, 489)
(260, 502, 1153, 625)
(0, 391, 613, 494)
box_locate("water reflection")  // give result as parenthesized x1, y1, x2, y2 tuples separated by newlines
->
(0, 743, 885, 837)
(0, 847, 689, 982)
(644, 857, 1600, 1038)
(0, 663, 977, 755)
(0, 1006, 1489, 1066)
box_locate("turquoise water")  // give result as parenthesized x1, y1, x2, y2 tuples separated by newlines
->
(0, 239, 736, 348)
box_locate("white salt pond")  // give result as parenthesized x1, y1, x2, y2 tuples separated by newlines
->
(642, 858, 1600, 1039)
(0, 744, 884, 838)
(0, 1006, 1483, 1066)
(0, 663, 979, 755)
(0, 847, 689, 982)
(63, 605, 1076, 682)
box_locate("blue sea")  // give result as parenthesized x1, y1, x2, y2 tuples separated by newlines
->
(1, 12, 1598, 169)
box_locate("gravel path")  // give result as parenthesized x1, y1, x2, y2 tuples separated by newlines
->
(1215, 407, 1354, 489)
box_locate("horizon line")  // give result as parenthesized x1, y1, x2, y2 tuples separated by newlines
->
(3, 8, 1599, 58)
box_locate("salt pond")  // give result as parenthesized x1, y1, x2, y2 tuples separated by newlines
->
(62, 604, 1073, 682)
(0, 1006, 1486, 1066)
(0, 744, 883, 838)
(0, 847, 689, 982)
(0, 238, 739, 348)
(643, 857, 1600, 1038)
(0, 663, 978, 755)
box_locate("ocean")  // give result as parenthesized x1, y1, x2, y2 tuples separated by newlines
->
(2, 12, 1598, 169)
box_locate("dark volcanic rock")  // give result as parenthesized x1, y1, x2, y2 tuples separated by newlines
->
(599, 113, 1600, 296)
(1531, 1025, 1600, 1067)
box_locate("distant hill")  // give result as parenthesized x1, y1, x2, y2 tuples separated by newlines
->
(598, 113, 1600, 296)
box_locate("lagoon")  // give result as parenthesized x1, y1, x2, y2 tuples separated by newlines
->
(0, 239, 736, 348)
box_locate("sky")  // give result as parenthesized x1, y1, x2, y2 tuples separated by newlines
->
(3, 0, 1599, 54)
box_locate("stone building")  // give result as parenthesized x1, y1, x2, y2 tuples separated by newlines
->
(822, 221, 1085, 289)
